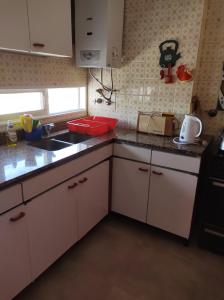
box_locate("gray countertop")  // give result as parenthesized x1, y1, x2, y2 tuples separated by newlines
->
(0, 129, 212, 190)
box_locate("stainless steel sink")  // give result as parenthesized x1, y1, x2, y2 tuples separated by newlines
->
(28, 132, 91, 151)
(29, 139, 72, 151)
(53, 132, 91, 144)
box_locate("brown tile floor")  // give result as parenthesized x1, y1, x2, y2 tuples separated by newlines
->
(16, 215, 224, 300)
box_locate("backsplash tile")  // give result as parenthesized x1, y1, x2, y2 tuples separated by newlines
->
(88, 0, 206, 130)
(195, 0, 224, 134)
(0, 0, 222, 135)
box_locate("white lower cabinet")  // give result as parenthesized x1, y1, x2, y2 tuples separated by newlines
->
(0, 184, 23, 215)
(0, 156, 110, 299)
(0, 143, 202, 299)
(26, 159, 109, 280)
(112, 158, 150, 222)
(27, 178, 78, 280)
(111, 152, 199, 239)
(77, 160, 109, 239)
(0, 206, 31, 300)
(147, 166, 198, 238)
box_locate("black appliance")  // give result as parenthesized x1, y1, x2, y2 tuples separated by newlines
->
(198, 138, 224, 254)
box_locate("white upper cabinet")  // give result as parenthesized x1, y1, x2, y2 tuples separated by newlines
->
(27, 0, 73, 57)
(0, 0, 30, 52)
(0, 0, 72, 57)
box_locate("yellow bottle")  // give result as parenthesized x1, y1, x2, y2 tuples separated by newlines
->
(20, 115, 33, 133)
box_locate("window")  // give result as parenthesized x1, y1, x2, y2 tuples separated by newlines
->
(0, 87, 86, 121)
(0, 92, 44, 115)
(48, 87, 86, 114)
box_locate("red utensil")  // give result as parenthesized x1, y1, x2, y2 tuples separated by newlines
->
(165, 63, 173, 84)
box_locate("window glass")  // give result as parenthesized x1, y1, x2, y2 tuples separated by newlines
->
(0, 92, 44, 115)
(48, 87, 81, 114)
(0, 87, 86, 120)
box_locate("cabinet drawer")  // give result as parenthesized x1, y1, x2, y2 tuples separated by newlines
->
(0, 185, 23, 214)
(22, 144, 112, 201)
(151, 150, 201, 174)
(113, 143, 151, 163)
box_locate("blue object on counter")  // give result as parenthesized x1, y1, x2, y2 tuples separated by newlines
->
(24, 127, 43, 141)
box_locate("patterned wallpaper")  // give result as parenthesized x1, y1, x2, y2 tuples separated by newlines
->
(88, 0, 206, 130)
(194, 0, 224, 134)
(0, 0, 223, 135)
(0, 51, 87, 89)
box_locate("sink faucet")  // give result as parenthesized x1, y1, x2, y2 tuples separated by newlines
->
(42, 123, 55, 137)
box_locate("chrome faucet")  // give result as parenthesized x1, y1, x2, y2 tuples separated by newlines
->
(42, 123, 55, 137)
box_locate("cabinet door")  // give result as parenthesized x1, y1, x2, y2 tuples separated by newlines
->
(0, 184, 23, 215)
(27, 0, 72, 56)
(147, 167, 198, 238)
(0, 206, 31, 300)
(27, 178, 78, 279)
(112, 158, 150, 222)
(0, 0, 30, 52)
(78, 161, 109, 239)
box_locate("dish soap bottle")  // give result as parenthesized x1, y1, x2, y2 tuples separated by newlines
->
(6, 120, 17, 147)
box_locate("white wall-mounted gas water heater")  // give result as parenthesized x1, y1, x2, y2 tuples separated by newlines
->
(75, 0, 124, 68)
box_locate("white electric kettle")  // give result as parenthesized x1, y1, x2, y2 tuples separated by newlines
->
(179, 114, 202, 144)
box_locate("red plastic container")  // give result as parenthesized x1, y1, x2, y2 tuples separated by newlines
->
(67, 116, 118, 136)
(85, 116, 118, 130)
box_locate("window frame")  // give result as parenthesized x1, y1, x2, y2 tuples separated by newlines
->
(0, 87, 87, 123)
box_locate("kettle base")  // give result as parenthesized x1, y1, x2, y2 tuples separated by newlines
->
(172, 136, 200, 145)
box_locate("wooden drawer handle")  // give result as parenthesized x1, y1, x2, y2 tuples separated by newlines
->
(10, 212, 25, 222)
(139, 167, 149, 172)
(68, 182, 78, 189)
(152, 170, 163, 176)
(33, 43, 45, 48)
(212, 181, 224, 188)
(79, 177, 88, 184)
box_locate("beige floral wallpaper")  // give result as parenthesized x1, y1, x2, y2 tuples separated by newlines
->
(195, 0, 224, 134)
(0, 0, 223, 135)
(88, 0, 206, 130)
(0, 51, 87, 89)
(88, 0, 224, 135)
